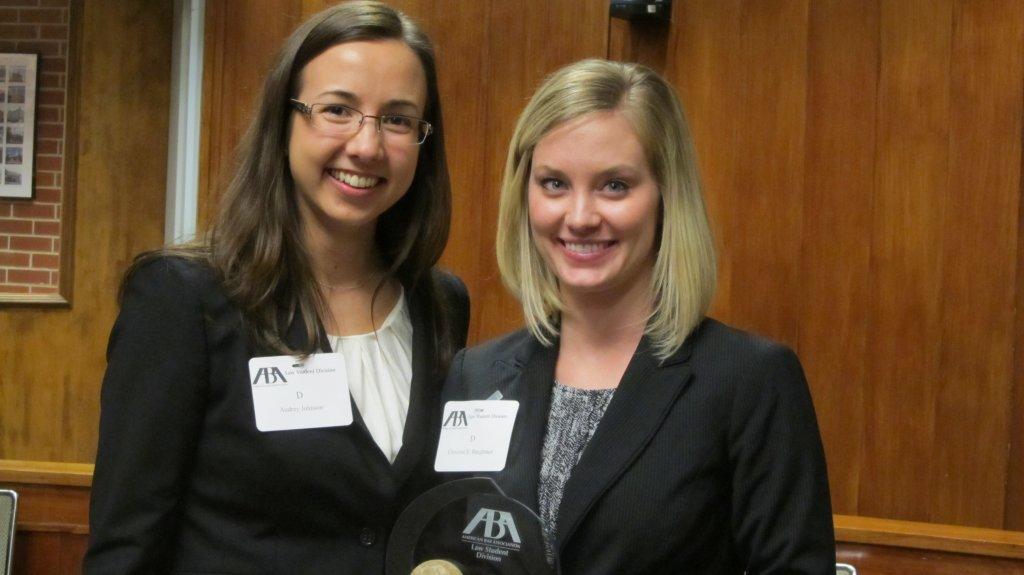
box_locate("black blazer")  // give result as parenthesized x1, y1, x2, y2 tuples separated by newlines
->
(441, 319, 835, 574)
(85, 256, 469, 574)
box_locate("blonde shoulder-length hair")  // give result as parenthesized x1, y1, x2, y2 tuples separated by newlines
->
(496, 59, 717, 360)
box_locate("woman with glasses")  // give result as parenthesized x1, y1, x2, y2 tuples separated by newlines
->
(441, 59, 834, 573)
(84, 2, 468, 573)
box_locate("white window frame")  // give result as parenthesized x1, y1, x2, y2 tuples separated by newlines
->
(165, 0, 205, 244)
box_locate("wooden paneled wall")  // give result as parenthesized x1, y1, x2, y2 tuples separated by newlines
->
(661, 0, 1024, 530)
(4, 0, 1024, 567)
(0, 3, 172, 572)
(0, 0, 172, 462)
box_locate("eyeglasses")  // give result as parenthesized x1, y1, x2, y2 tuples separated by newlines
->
(290, 99, 433, 145)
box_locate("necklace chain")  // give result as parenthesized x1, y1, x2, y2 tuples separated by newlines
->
(317, 270, 381, 292)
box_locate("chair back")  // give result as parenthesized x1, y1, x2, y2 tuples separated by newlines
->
(836, 563, 857, 575)
(0, 490, 16, 575)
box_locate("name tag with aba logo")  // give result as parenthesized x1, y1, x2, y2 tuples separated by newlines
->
(435, 400, 519, 472)
(247, 353, 353, 432)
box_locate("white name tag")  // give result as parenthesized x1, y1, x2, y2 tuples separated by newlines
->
(248, 353, 353, 432)
(435, 400, 519, 472)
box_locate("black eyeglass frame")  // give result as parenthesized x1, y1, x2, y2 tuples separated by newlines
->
(289, 98, 433, 145)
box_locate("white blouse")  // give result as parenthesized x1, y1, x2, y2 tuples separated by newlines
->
(328, 293, 413, 464)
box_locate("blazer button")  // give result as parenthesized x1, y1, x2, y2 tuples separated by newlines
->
(359, 527, 377, 547)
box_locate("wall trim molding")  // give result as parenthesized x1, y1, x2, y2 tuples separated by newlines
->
(834, 514, 1024, 559)
(0, 459, 93, 487)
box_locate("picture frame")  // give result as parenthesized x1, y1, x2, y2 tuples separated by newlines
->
(0, 53, 38, 200)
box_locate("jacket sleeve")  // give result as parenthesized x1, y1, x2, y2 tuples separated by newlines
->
(727, 343, 836, 574)
(84, 258, 210, 574)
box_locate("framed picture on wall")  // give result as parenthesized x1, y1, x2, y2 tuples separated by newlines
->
(0, 53, 38, 200)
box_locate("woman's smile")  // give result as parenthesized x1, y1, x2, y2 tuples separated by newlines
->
(289, 40, 426, 232)
(528, 110, 661, 299)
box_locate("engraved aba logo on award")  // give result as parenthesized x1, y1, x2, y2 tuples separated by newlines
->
(461, 507, 523, 561)
(463, 508, 521, 543)
(386, 478, 554, 575)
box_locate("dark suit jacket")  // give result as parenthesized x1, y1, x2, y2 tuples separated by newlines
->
(84, 256, 469, 574)
(441, 319, 835, 574)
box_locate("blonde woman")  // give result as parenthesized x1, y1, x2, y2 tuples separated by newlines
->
(441, 59, 833, 573)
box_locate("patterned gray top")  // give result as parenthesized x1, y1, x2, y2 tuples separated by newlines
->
(537, 381, 616, 563)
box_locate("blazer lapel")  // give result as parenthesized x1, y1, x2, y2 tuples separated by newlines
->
(555, 337, 694, 550)
(278, 306, 377, 449)
(279, 287, 440, 485)
(493, 338, 558, 513)
(390, 290, 433, 483)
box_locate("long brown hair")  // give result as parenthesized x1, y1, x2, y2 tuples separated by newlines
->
(126, 1, 457, 367)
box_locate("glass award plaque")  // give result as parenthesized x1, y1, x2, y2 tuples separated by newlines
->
(386, 478, 555, 575)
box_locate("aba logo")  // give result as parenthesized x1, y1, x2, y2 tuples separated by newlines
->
(442, 410, 468, 427)
(251, 367, 287, 385)
(462, 508, 522, 544)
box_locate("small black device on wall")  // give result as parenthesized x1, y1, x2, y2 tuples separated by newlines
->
(610, 0, 672, 22)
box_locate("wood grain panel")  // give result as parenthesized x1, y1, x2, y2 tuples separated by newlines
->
(663, 0, 742, 320)
(61, 0, 173, 463)
(3, 483, 90, 533)
(2, 466, 91, 574)
(474, 0, 609, 342)
(665, 0, 1024, 528)
(930, 0, 1023, 527)
(2, 466, 90, 575)
(668, 0, 810, 347)
(797, 0, 879, 516)
(385, 0, 491, 343)
(13, 532, 63, 575)
(858, 0, 953, 522)
(607, 17, 669, 72)
(1011, 66, 1024, 529)
(198, 0, 302, 227)
(12, 531, 89, 575)
(0, 0, 172, 463)
(717, 0, 808, 348)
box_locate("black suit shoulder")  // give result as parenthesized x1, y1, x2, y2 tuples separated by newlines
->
(441, 328, 534, 402)
(431, 268, 470, 349)
(117, 254, 242, 349)
(432, 268, 467, 301)
(122, 254, 219, 298)
(686, 318, 807, 397)
(466, 327, 533, 364)
(688, 317, 789, 362)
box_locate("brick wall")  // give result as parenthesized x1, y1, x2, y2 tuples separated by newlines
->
(0, 0, 69, 296)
